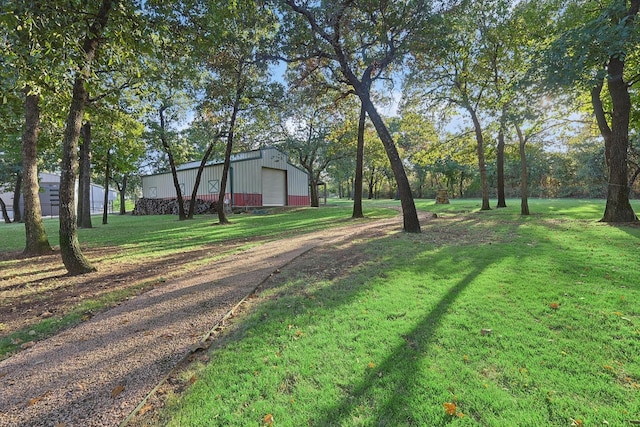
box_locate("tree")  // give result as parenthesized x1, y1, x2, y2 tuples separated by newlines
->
(327, 155, 356, 199)
(394, 110, 440, 198)
(278, 0, 440, 232)
(102, 148, 111, 225)
(77, 122, 93, 228)
(58, 0, 116, 275)
(179, 115, 224, 219)
(352, 103, 366, 218)
(191, 1, 280, 224)
(98, 109, 146, 216)
(408, 1, 503, 211)
(279, 89, 354, 207)
(22, 89, 53, 255)
(0, 5, 58, 253)
(0, 95, 23, 224)
(499, 0, 573, 215)
(363, 129, 389, 199)
(546, 0, 639, 222)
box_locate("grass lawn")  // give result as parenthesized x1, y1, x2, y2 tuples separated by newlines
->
(0, 205, 395, 254)
(145, 199, 640, 426)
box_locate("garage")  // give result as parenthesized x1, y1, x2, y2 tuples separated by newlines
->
(261, 167, 286, 206)
(140, 147, 310, 208)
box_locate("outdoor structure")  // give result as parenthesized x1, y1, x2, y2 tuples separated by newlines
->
(0, 172, 117, 221)
(141, 147, 310, 208)
(435, 189, 450, 204)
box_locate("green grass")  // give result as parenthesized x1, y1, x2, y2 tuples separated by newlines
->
(0, 206, 395, 254)
(150, 199, 640, 426)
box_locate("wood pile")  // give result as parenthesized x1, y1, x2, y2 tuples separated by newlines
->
(435, 189, 450, 204)
(132, 198, 217, 215)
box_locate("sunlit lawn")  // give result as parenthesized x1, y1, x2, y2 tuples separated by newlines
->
(0, 206, 395, 254)
(148, 198, 640, 426)
(2, 199, 640, 425)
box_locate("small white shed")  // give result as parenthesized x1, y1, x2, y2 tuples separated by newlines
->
(141, 147, 310, 208)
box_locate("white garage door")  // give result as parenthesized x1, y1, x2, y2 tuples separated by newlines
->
(262, 168, 286, 206)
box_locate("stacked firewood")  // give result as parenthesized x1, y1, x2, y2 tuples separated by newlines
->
(132, 198, 217, 215)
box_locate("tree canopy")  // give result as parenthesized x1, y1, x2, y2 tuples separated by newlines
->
(2, 0, 639, 270)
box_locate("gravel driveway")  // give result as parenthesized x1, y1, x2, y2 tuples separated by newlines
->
(0, 217, 398, 426)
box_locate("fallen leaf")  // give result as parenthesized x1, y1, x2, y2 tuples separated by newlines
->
(111, 385, 125, 398)
(28, 391, 49, 406)
(262, 413, 274, 425)
(189, 375, 197, 384)
(27, 397, 42, 406)
(367, 362, 376, 369)
(443, 402, 457, 415)
(549, 303, 559, 309)
(139, 403, 153, 416)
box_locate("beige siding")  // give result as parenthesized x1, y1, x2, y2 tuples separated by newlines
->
(231, 159, 262, 194)
(143, 165, 230, 199)
(260, 148, 288, 169)
(142, 148, 309, 205)
(287, 165, 309, 197)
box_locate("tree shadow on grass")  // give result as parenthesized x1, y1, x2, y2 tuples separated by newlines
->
(168, 217, 525, 426)
(311, 260, 495, 426)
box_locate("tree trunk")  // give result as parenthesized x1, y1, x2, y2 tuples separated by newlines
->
(600, 57, 637, 222)
(77, 142, 84, 226)
(0, 198, 11, 223)
(21, 89, 52, 256)
(307, 174, 320, 208)
(216, 91, 241, 225)
(360, 94, 420, 232)
(516, 124, 530, 216)
(367, 167, 375, 200)
(159, 105, 187, 220)
(188, 141, 216, 219)
(78, 121, 93, 228)
(12, 171, 22, 223)
(102, 149, 110, 225)
(59, 0, 112, 275)
(119, 175, 128, 215)
(496, 125, 507, 208)
(352, 102, 365, 218)
(60, 75, 97, 274)
(467, 107, 491, 210)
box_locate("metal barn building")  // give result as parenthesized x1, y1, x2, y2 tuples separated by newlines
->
(141, 147, 310, 207)
(0, 172, 116, 221)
